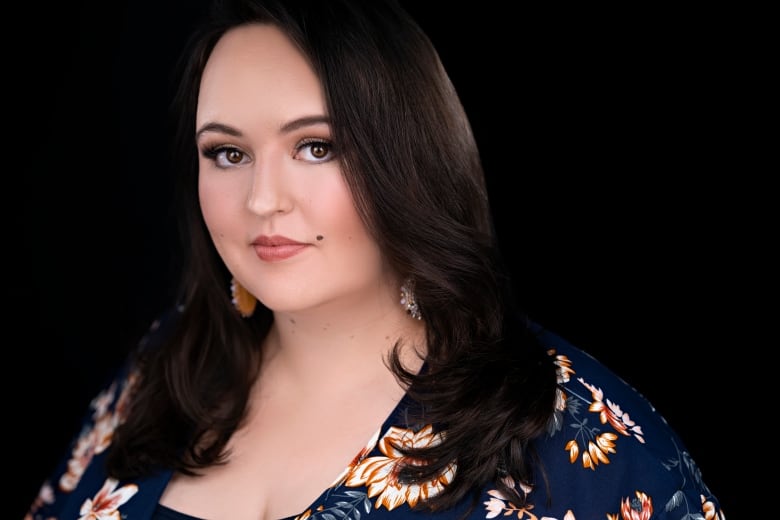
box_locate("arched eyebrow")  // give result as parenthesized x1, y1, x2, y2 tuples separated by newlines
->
(196, 115, 331, 141)
(279, 115, 331, 133)
(196, 122, 242, 140)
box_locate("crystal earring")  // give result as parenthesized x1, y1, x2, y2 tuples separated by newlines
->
(400, 278, 421, 320)
(230, 277, 257, 318)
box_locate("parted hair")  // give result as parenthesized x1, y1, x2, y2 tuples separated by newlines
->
(106, 0, 558, 512)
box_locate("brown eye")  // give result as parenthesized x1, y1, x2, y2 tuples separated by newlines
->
(201, 145, 252, 169)
(310, 143, 329, 159)
(294, 139, 335, 164)
(226, 149, 244, 163)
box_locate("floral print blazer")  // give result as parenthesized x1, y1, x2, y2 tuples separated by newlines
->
(26, 315, 726, 520)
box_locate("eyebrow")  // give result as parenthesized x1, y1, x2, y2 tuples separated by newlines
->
(195, 115, 331, 140)
(280, 115, 331, 133)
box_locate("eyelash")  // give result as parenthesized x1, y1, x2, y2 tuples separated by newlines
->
(200, 144, 246, 167)
(200, 138, 336, 168)
(295, 138, 336, 163)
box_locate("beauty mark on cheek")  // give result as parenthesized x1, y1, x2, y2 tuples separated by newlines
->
(316, 235, 324, 241)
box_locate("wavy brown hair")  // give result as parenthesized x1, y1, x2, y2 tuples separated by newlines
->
(107, 0, 558, 512)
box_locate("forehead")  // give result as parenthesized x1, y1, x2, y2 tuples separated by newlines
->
(197, 23, 326, 127)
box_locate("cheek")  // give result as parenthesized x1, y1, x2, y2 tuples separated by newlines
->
(313, 181, 367, 239)
(198, 178, 218, 232)
(324, 197, 380, 263)
(198, 175, 236, 238)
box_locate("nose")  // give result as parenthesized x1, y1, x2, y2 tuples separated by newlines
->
(245, 155, 293, 216)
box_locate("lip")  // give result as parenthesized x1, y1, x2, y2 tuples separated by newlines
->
(252, 235, 309, 262)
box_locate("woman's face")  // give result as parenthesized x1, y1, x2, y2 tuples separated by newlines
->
(196, 23, 387, 316)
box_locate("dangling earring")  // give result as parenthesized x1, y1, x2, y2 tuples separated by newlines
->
(400, 278, 422, 320)
(230, 277, 257, 318)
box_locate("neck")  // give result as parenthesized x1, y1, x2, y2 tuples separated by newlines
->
(258, 298, 426, 396)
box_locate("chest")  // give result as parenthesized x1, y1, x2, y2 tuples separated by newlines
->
(159, 393, 397, 520)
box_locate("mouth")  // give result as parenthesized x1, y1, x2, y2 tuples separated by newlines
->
(252, 235, 309, 261)
(252, 235, 306, 247)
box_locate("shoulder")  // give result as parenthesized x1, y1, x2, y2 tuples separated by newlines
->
(505, 322, 726, 519)
(25, 310, 180, 519)
(533, 322, 656, 408)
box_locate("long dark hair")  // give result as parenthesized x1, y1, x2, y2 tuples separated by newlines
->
(107, 0, 558, 511)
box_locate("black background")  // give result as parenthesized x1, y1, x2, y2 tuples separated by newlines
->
(9, 1, 749, 518)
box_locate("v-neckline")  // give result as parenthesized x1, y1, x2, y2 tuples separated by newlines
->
(276, 390, 419, 520)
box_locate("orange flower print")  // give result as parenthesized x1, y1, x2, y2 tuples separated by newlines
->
(618, 490, 653, 520)
(565, 431, 617, 469)
(579, 379, 645, 443)
(78, 478, 138, 520)
(330, 427, 381, 488)
(114, 369, 139, 419)
(584, 432, 617, 469)
(24, 481, 55, 518)
(546, 350, 572, 433)
(59, 415, 119, 492)
(483, 490, 544, 520)
(90, 382, 117, 420)
(60, 428, 99, 492)
(483, 491, 505, 518)
(559, 362, 650, 470)
(293, 509, 312, 520)
(550, 350, 575, 384)
(344, 425, 456, 510)
(484, 485, 579, 520)
(59, 373, 136, 493)
(92, 413, 119, 454)
(483, 476, 538, 519)
(701, 494, 726, 519)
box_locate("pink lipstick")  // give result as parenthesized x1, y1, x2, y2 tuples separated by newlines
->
(252, 235, 309, 262)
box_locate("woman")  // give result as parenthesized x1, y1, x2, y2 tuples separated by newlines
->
(25, 0, 725, 519)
